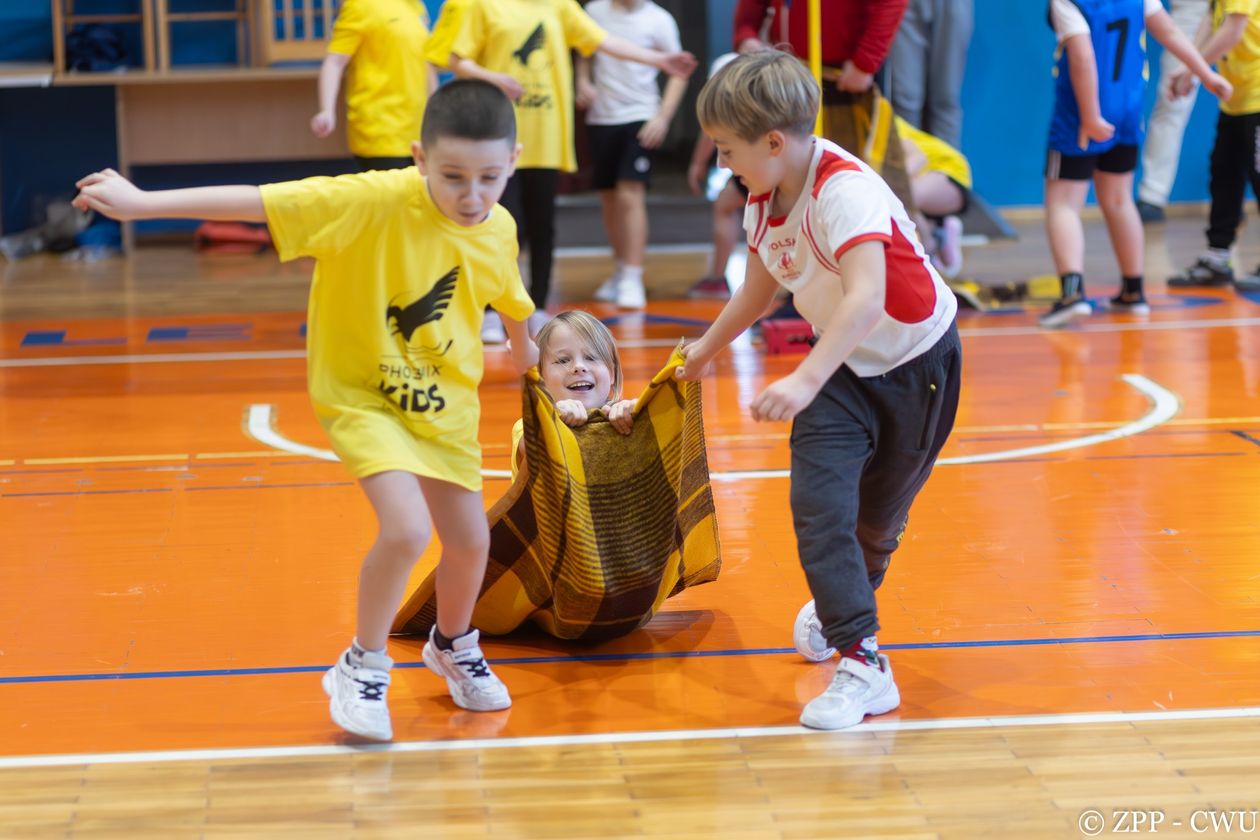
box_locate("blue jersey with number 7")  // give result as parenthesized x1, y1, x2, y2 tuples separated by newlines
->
(1048, 0, 1147, 156)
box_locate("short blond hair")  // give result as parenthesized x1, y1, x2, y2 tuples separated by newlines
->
(535, 310, 624, 401)
(697, 49, 819, 141)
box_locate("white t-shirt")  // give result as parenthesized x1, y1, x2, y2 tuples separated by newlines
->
(584, 0, 681, 125)
(743, 138, 957, 377)
(1050, 0, 1163, 41)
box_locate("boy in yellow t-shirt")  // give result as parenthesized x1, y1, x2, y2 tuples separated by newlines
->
(75, 81, 539, 742)
(1168, 0, 1260, 289)
(310, 0, 435, 171)
(434, 0, 695, 334)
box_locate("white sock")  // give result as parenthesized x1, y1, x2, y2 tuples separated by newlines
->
(1206, 248, 1232, 267)
(620, 265, 644, 286)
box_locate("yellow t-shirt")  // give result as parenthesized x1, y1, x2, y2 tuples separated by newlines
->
(328, 0, 430, 158)
(895, 116, 972, 189)
(424, 0, 470, 69)
(1215, 0, 1260, 115)
(451, 0, 608, 171)
(261, 168, 535, 491)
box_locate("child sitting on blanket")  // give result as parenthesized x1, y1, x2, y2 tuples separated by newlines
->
(511, 310, 636, 476)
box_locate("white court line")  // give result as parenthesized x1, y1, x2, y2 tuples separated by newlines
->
(3, 704, 1258, 770)
(4, 316, 1260, 369)
(245, 374, 1178, 478)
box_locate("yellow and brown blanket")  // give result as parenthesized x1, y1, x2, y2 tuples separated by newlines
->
(392, 349, 721, 641)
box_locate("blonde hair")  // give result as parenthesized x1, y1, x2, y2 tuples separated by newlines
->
(696, 49, 819, 142)
(534, 310, 624, 401)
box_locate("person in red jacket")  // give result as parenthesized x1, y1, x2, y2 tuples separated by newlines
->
(732, 0, 915, 213)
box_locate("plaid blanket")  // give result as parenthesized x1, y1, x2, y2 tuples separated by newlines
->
(393, 348, 721, 641)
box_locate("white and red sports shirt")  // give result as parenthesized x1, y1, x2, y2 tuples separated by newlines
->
(743, 137, 956, 377)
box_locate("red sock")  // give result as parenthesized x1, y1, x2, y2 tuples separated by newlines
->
(840, 636, 880, 669)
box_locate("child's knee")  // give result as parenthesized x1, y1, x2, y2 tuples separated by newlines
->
(376, 521, 431, 562)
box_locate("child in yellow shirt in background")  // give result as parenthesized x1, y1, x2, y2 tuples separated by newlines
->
(311, 0, 436, 171)
(433, 0, 696, 340)
(1168, 0, 1260, 290)
(897, 115, 973, 279)
(75, 81, 539, 742)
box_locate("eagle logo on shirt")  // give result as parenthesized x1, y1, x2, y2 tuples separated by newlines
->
(513, 23, 546, 68)
(386, 266, 458, 344)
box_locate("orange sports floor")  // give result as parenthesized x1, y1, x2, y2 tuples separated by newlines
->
(3, 269, 1260, 762)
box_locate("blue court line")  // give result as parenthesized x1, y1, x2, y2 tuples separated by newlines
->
(1230, 430, 1260, 449)
(4, 629, 1259, 686)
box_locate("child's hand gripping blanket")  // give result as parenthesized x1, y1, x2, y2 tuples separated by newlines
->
(392, 348, 721, 641)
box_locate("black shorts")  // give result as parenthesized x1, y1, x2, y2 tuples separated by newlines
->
(588, 121, 654, 189)
(1045, 144, 1139, 181)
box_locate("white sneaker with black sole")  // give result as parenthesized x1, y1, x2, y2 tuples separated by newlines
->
(322, 647, 394, 741)
(793, 600, 837, 662)
(422, 627, 511, 712)
(800, 653, 900, 730)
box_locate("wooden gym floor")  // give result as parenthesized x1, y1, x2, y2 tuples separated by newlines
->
(1, 215, 1259, 838)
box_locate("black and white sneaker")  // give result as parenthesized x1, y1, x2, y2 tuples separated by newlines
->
(1168, 257, 1234, 288)
(1039, 297, 1091, 329)
(1103, 292, 1150, 314)
(422, 627, 511, 712)
(322, 647, 394, 740)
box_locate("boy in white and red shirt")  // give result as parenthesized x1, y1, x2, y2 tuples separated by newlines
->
(677, 50, 960, 730)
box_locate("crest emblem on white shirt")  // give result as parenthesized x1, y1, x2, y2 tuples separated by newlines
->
(776, 250, 800, 281)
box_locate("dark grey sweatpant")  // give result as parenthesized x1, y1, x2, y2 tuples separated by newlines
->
(789, 321, 961, 650)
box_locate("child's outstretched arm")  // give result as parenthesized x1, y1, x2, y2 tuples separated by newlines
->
(750, 241, 886, 423)
(73, 169, 265, 222)
(597, 36, 697, 80)
(1157, 9, 1241, 100)
(311, 51, 351, 137)
(1062, 35, 1115, 149)
(675, 252, 779, 380)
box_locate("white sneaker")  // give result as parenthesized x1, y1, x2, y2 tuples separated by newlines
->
(480, 311, 506, 344)
(322, 647, 394, 740)
(799, 653, 900, 730)
(422, 627, 511, 712)
(793, 600, 836, 662)
(593, 275, 619, 302)
(615, 276, 646, 310)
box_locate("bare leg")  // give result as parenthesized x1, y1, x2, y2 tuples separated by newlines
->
(711, 179, 745, 279)
(418, 475, 491, 640)
(1093, 169, 1143, 279)
(1044, 177, 1091, 278)
(615, 180, 647, 270)
(912, 171, 966, 217)
(599, 189, 623, 265)
(357, 471, 432, 650)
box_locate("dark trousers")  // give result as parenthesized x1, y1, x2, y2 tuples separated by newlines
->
(354, 156, 413, 172)
(789, 321, 962, 650)
(501, 168, 559, 309)
(1207, 111, 1260, 251)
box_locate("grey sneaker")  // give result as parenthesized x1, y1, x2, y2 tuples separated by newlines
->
(422, 627, 511, 712)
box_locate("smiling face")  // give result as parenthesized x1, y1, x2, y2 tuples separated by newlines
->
(538, 322, 618, 411)
(414, 136, 519, 227)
